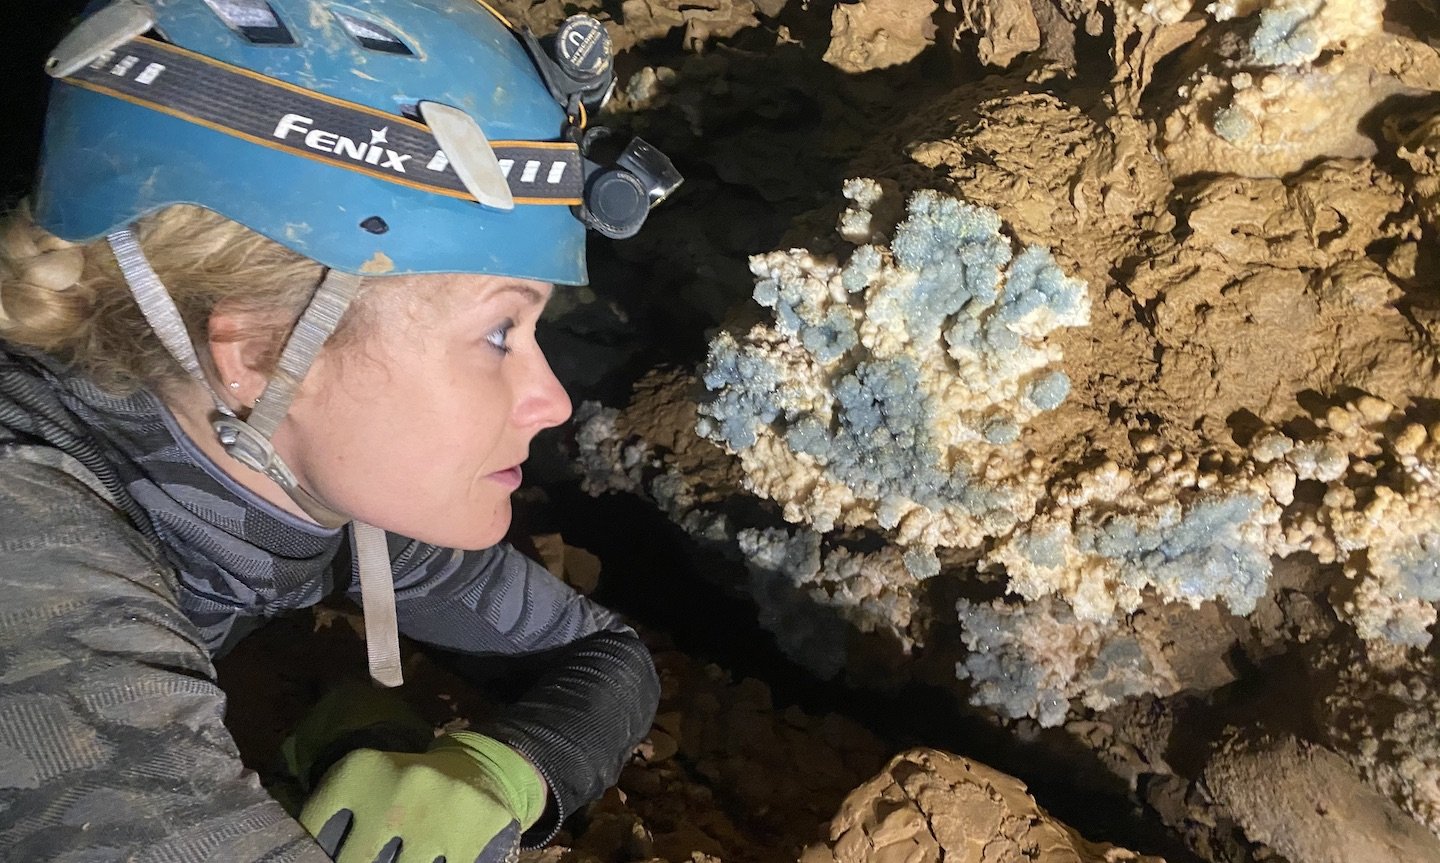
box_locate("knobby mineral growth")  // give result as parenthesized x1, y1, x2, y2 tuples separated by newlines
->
(553, 0, 1440, 856)
(698, 180, 1091, 580)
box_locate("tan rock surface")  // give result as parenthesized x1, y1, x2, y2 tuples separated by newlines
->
(490, 0, 763, 54)
(1202, 735, 1440, 863)
(902, 91, 1434, 458)
(802, 748, 1165, 862)
(824, 0, 939, 73)
(955, 0, 1041, 68)
(1315, 644, 1440, 838)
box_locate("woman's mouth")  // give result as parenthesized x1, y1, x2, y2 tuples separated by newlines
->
(487, 465, 523, 491)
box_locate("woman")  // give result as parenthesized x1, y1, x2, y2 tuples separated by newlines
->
(0, 0, 677, 860)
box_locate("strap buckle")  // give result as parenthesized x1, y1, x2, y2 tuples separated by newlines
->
(214, 416, 300, 489)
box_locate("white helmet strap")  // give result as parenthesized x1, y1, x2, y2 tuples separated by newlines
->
(109, 232, 404, 688)
(107, 229, 232, 416)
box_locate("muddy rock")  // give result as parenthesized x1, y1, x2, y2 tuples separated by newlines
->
(1201, 734, 1440, 863)
(1313, 643, 1440, 839)
(953, 0, 1040, 68)
(824, 0, 940, 73)
(801, 748, 1166, 862)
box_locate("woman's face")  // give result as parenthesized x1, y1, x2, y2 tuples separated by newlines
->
(272, 273, 572, 549)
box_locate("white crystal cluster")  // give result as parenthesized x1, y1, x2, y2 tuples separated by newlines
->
(989, 451, 1286, 623)
(983, 394, 1440, 665)
(697, 180, 1090, 577)
(1254, 397, 1440, 649)
(955, 596, 1180, 727)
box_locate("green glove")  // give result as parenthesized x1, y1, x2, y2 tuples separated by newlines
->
(299, 731, 546, 863)
(281, 681, 434, 793)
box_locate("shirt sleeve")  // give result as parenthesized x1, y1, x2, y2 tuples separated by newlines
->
(0, 448, 333, 863)
(347, 534, 661, 846)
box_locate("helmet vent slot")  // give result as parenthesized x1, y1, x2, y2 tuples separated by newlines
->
(202, 0, 294, 44)
(333, 12, 414, 55)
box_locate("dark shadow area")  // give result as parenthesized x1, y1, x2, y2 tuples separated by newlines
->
(1224, 409, 1265, 449)
(536, 481, 1208, 862)
(1, 3, 89, 204)
(1360, 90, 1440, 168)
(1382, 0, 1440, 38)
(1406, 396, 1440, 428)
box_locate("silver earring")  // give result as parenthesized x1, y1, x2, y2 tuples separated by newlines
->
(229, 382, 241, 390)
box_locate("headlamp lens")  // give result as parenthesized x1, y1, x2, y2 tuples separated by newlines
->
(577, 137, 683, 240)
(583, 170, 648, 239)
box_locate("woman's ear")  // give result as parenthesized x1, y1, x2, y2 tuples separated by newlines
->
(207, 306, 278, 409)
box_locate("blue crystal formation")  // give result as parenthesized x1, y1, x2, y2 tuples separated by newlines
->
(1374, 532, 1440, 646)
(697, 185, 1089, 573)
(1086, 494, 1270, 616)
(781, 356, 1016, 532)
(884, 192, 1012, 345)
(699, 332, 784, 451)
(955, 597, 1176, 726)
(1009, 492, 1272, 618)
(1249, 6, 1323, 66)
(1212, 105, 1255, 144)
(955, 598, 1070, 727)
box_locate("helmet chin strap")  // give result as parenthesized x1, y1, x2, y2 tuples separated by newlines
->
(108, 230, 405, 687)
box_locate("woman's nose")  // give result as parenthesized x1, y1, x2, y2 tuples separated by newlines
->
(517, 351, 573, 432)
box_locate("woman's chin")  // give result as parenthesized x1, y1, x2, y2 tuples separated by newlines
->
(438, 500, 514, 551)
(350, 495, 513, 551)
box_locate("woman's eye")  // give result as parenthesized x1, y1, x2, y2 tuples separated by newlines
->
(485, 319, 515, 355)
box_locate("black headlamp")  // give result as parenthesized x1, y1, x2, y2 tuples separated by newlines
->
(524, 15, 616, 119)
(521, 15, 683, 240)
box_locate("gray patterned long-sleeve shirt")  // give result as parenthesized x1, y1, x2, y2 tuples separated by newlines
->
(0, 345, 660, 860)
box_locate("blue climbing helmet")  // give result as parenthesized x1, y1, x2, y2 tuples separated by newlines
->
(34, 0, 681, 285)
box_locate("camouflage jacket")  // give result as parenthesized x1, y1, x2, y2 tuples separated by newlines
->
(0, 346, 659, 861)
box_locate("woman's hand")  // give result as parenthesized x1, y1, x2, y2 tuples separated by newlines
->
(300, 732, 546, 863)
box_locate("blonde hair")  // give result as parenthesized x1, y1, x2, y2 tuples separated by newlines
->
(0, 203, 331, 396)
